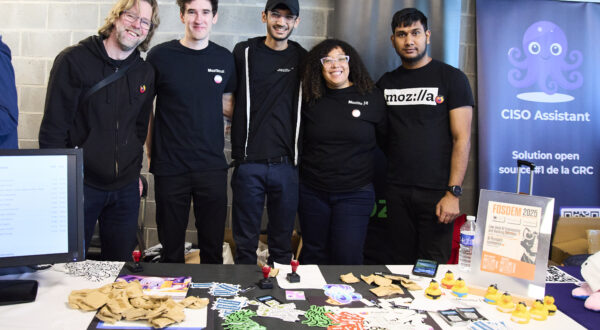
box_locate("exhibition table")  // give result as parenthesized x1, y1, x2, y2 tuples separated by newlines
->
(0, 263, 592, 329)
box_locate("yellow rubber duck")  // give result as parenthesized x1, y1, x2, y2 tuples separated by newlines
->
(544, 295, 557, 316)
(530, 299, 549, 321)
(441, 270, 455, 289)
(497, 292, 515, 313)
(451, 277, 468, 298)
(511, 302, 531, 324)
(484, 284, 501, 305)
(424, 279, 442, 300)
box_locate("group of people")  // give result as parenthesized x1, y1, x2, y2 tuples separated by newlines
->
(34, 0, 473, 266)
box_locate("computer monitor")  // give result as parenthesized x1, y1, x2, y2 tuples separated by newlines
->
(0, 149, 85, 304)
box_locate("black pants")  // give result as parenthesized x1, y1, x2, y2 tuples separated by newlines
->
(154, 169, 227, 264)
(386, 184, 454, 264)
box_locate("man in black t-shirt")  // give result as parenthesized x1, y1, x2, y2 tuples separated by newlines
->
(230, 0, 306, 265)
(146, 0, 236, 264)
(377, 8, 474, 264)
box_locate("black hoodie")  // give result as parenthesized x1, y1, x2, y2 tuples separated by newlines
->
(230, 37, 306, 164)
(39, 36, 155, 190)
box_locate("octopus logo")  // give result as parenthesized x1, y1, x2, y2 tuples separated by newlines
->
(139, 85, 146, 94)
(435, 96, 444, 104)
(508, 21, 582, 103)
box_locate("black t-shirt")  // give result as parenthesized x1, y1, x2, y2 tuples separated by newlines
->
(245, 40, 303, 160)
(377, 59, 474, 189)
(300, 86, 386, 192)
(147, 40, 236, 175)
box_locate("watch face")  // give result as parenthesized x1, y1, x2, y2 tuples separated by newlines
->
(450, 186, 462, 196)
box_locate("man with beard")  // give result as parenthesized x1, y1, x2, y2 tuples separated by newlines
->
(39, 0, 159, 261)
(377, 8, 474, 264)
(146, 0, 236, 264)
(230, 0, 306, 265)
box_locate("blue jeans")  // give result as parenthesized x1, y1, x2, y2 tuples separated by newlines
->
(84, 181, 140, 261)
(298, 182, 375, 265)
(231, 162, 298, 265)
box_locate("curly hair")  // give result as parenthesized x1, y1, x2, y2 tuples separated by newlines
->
(301, 39, 374, 105)
(98, 0, 160, 52)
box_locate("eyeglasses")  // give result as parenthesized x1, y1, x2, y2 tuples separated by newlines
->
(121, 10, 152, 31)
(320, 55, 350, 67)
(268, 11, 297, 22)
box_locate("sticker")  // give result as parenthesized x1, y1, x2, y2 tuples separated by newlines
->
(139, 85, 146, 93)
(352, 109, 361, 117)
(214, 74, 223, 84)
(435, 95, 444, 104)
(285, 290, 306, 301)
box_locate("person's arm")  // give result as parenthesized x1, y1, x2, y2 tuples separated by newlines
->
(0, 44, 18, 144)
(145, 109, 154, 167)
(435, 105, 472, 223)
(137, 73, 155, 167)
(222, 92, 234, 118)
(39, 53, 82, 148)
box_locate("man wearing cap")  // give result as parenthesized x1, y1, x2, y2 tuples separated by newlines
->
(145, 0, 236, 264)
(230, 0, 306, 265)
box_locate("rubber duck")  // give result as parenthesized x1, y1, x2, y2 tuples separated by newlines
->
(543, 295, 557, 316)
(424, 279, 442, 300)
(451, 277, 468, 298)
(497, 292, 515, 313)
(510, 302, 530, 324)
(530, 299, 548, 321)
(441, 270, 455, 289)
(484, 284, 501, 305)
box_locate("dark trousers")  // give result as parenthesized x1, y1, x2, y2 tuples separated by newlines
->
(231, 162, 298, 265)
(386, 184, 454, 264)
(298, 183, 374, 265)
(154, 169, 227, 264)
(84, 180, 140, 261)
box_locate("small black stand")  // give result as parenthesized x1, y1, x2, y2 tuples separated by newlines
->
(126, 262, 143, 273)
(258, 278, 273, 289)
(286, 272, 300, 283)
(0, 280, 38, 306)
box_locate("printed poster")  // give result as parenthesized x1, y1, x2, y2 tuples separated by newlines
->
(477, 0, 600, 217)
(480, 201, 542, 280)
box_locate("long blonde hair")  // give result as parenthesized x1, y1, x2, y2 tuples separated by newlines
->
(98, 0, 160, 52)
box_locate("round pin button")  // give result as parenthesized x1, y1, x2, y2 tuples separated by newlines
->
(352, 109, 361, 118)
(214, 75, 223, 84)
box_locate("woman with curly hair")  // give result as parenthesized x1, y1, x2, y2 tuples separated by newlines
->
(298, 39, 386, 265)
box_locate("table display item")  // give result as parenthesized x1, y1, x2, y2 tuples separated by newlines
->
(286, 259, 300, 283)
(411, 259, 438, 277)
(544, 295, 557, 315)
(484, 284, 501, 304)
(510, 302, 531, 324)
(451, 277, 468, 297)
(127, 250, 143, 273)
(529, 299, 548, 321)
(497, 292, 516, 313)
(258, 265, 273, 289)
(458, 215, 476, 271)
(441, 270, 455, 289)
(424, 280, 442, 300)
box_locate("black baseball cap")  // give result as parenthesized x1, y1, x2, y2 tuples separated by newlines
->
(265, 0, 299, 16)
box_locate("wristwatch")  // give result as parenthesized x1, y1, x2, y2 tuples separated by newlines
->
(447, 185, 462, 197)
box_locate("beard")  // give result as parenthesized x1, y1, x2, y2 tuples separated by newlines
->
(267, 24, 294, 42)
(400, 44, 428, 64)
(115, 25, 145, 52)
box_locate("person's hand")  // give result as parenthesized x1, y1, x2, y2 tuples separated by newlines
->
(436, 193, 460, 224)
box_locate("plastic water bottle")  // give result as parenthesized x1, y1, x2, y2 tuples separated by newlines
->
(458, 215, 476, 271)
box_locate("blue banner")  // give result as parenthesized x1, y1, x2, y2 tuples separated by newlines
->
(477, 0, 600, 217)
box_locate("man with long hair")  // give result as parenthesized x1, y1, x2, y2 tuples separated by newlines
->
(230, 0, 306, 265)
(378, 8, 474, 264)
(39, 0, 160, 261)
(146, 0, 236, 264)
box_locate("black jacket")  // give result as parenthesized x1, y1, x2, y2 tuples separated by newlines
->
(230, 37, 305, 164)
(39, 36, 155, 190)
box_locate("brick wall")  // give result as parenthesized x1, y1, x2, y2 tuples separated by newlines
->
(0, 0, 478, 248)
